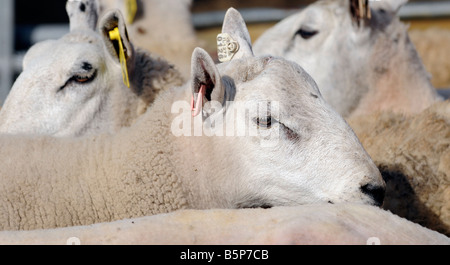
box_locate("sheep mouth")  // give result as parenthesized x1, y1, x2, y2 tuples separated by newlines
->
(235, 200, 273, 209)
(243, 203, 273, 210)
(328, 201, 334, 204)
(360, 184, 386, 207)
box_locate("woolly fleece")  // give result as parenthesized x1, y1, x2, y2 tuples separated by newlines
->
(0, 204, 448, 244)
(348, 100, 450, 236)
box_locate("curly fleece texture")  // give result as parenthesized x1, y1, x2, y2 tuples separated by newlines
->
(112, 47, 184, 130)
(0, 90, 188, 230)
(0, 204, 448, 244)
(348, 100, 450, 236)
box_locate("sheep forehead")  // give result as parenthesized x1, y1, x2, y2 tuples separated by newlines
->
(254, 1, 351, 57)
(301, 1, 357, 35)
(24, 39, 104, 79)
(300, 1, 409, 60)
(309, 0, 403, 35)
(61, 30, 102, 45)
(313, 0, 347, 10)
(295, 0, 346, 23)
(224, 56, 320, 101)
(222, 56, 327, 127)
(303, 0, 342, 19)
(22, 30, 101, 67)
(217, 56, 267, 82)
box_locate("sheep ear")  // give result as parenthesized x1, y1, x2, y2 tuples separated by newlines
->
(370, 0, 408, 14)
(219, 7, 254, 62)
(99, 9, 136, 87)
(66, 0, 99, 31)
(99, 10, 135, 64)
(191, 48, 224, 110)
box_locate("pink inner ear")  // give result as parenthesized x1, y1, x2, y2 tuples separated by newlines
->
(191, 84, 206, 117)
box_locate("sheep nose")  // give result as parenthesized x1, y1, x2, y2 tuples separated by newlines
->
(360, 183, 385, 207)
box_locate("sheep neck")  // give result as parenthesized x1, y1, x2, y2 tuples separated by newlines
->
(350, 21, 442, 117)
(111, 48, 184, 131)
(152, 85, 236, 210)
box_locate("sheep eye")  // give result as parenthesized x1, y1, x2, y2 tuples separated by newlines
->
(255, 117, 272, 129)
(73, 75, 91, 83)
(58, 70, 97, 92)
(72, 71, 96, 84)
(296, 28, 319, 40)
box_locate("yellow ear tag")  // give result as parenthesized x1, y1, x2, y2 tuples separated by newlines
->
(109, 27, 130, 88)
(125, 0, 138, 24)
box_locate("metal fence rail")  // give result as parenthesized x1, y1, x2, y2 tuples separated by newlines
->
(0, 0, 14, 104)
(399, 0, 450, 18)
(1, 1, 450, 104)
(193, 1, 450, 28)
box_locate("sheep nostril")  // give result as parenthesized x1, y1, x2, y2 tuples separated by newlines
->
(361, 184, 385, 207)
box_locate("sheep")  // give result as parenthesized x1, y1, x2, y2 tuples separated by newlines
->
(253, 0, 442, 118)
(0, 204, 448, 245)
(253, 0, 449, 235)
(0, 2, 183, 137)
(0, 8, 385, 231)
(98, 0, 202, 80)
(348, 100, 450, 236)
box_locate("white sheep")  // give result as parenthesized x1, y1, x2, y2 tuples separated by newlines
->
(253, 0, 442, 118)
(253, 0, 449, 235)
(0, 204, 448, 245)
(0, 3, 183, 137)
(348, 100, 450, 236)
(98, 0, 202, 80)
(0, 8, 384, 231)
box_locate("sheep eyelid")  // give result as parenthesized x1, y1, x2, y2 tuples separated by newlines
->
(295, 28, 319, 40)
(72, 70, 97, 84)
(254, 116, 273, 129)
(58, 70, 97, 92)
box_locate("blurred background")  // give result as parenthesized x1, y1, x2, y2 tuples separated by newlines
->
(0, 0, 449, 104)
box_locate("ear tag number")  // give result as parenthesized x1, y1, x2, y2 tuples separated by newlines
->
(109, 27, 130, 88)
(125, 0, 138, 24)
(217, 33, 240, 63)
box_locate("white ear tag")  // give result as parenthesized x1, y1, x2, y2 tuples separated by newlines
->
(217, 33, 240, 63)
